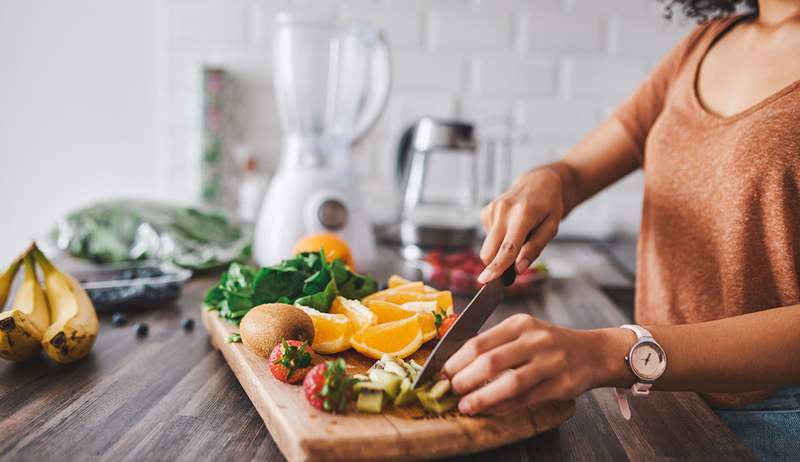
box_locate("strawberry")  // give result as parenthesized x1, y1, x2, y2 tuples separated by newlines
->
(436, 313, 459, 338)
(303, 357, 355, 413)
(269, 339, 312, 384)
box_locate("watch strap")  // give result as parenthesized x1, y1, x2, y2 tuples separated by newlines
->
(615, 388, 632, 420)
(620, 324, 653, 339)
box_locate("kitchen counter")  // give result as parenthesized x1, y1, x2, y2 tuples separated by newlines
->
(0, 242, 754, 461)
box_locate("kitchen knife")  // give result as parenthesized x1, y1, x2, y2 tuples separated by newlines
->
(412, 265, 517, 389)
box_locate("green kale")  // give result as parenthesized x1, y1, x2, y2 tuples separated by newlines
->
(203, 251, 378, 324)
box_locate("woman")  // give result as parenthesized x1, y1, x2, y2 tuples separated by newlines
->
(442, 0, 800, 459)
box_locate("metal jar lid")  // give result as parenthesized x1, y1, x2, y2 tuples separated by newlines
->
(412, 117, 476, 152)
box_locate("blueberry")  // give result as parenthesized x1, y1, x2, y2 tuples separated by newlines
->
(134, 322, 149, 338)
(181, 318, 195, 331)
(111, 313, 128, 327)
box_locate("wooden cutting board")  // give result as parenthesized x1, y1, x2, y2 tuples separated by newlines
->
(202, 309, 575, 462)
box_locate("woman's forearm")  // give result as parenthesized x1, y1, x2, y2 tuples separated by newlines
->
(587, 305, 800, 392)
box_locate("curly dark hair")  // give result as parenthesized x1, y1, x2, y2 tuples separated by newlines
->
(661, 0, 758, 21)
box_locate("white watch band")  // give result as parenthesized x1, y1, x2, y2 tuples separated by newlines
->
(620, 324, 653, 339)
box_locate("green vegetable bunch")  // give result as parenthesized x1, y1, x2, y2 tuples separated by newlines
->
(204, 250, 378, 323)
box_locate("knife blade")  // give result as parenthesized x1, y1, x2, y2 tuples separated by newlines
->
(411, 265, 516, 389)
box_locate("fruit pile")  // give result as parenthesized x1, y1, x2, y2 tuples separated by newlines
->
(208, 234, 464, 415)
(0, 243, 99, 364)
(298, 277, 457, 359)
(425, 249, 548, 296)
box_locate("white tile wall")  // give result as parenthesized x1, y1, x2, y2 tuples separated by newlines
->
(159, 0, 692, 238)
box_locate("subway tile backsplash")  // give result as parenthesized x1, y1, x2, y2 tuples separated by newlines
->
(160, 0, 691, 238)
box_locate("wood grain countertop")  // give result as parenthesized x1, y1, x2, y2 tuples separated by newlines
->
(0, 242, 754, 461)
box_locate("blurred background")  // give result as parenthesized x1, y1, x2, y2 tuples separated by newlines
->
(0, 0, 690, 265)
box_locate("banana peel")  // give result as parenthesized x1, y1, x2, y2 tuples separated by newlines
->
(0, 248, 52, 361)
(32, 244, 98, 364)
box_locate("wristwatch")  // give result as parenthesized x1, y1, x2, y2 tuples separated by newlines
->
(615, 324, 667, 420)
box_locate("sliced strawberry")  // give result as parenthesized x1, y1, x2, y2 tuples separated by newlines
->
(303, 357, 355, 413)
(436, 313, 459, 338)
(269, 339, 312, 384)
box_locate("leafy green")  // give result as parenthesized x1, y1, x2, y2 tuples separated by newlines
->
(295, 276, 337, 311)
(52, 199, 250, 270)
(204, 251, 378, 324)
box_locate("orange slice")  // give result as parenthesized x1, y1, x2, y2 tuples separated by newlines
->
(350, 315, 423, 360)
(330, 296, 377, 332)
(385, 290, 453, 314)
(296, 306, 352, 354)
(361, 281, 425, 306)
(367, 301, 437, 343)
(388, 275, 438, 293)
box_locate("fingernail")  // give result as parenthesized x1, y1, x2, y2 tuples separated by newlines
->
(459, 399, 474, 415)
(477, 269, 490, 284)
(516, 259, 530, 273)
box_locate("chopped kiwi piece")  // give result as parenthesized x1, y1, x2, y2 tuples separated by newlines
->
(417, 390, 459, 415)
(357, 390, 386, 413)
(383, 360, 408, 378)
(393, 378, 418, 407)
(354, 381, 385, 394)
(368, 369, 402, 399)
(429, 379, 451, 400)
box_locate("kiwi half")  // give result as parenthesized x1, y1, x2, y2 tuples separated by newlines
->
(239, 304, 314, 358)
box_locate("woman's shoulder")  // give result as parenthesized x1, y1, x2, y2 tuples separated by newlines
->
(676, 15, 748, 59)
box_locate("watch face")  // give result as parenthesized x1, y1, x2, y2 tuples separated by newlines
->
(629, 342, 666, 380)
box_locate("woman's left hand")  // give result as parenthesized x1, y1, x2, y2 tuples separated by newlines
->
(441, 313, 614, 415)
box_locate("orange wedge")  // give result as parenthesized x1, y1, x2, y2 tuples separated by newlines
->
(296, 306, 352, 354)
(330, 296, 377, 332)
(361, 281, 425, 306)
(388, 275, 438, 293)
(368, 300, 415, 323)
(367, 301, 437, 343)
(385, 290, 453, 314)
(350, 315, 423, 359)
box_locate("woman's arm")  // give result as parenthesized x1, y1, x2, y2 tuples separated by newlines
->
(442, 306, 800, 415)
(477, 116, 640, 283)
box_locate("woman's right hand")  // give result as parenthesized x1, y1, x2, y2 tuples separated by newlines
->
(477, 167, 564, 284)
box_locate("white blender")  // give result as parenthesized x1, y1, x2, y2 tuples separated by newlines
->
(254, 14, 391, 268)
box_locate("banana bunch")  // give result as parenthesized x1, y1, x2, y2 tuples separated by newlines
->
(0, 244, 99, 363)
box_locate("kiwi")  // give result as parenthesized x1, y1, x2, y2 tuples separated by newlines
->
(239, 304, 314, 358)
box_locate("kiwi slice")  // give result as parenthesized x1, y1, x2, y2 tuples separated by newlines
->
(368, 369, 402, 400)
(357, 390, 386, 413)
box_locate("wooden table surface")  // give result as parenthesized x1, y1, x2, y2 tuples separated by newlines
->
(0, 243, 754, 461)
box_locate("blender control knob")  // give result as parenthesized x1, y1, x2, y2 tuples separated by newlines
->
(317, 199, 348, 230)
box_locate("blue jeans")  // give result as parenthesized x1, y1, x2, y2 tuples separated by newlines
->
(714, 386, 800, 461)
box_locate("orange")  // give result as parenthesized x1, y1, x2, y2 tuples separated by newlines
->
(388, 275, 438, 293)
(385, 291, 453, 314)
(368, 300, 416, 323)
(330, 296, 377, 332)
(367, 300, 437, 343)
(361, 281, 425, 306)
(296, 306, 352, 354)
(292, 232, 355, 268)
(350, 315, 424, 360)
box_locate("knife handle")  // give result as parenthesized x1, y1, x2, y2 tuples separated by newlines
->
(500, 265, 517, 287)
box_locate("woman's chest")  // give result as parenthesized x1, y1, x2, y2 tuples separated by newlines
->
(643, 97, 800, 217)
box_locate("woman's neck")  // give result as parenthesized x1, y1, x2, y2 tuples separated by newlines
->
(757, 0, 800, 26)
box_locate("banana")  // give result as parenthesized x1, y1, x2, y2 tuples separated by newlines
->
(32, 244, 99, 364)
(0, 251, 50, 361)
(0, 252, 23, 307)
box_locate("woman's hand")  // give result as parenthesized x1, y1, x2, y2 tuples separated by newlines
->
(441, 314, 622, 415)
(478, 167, 565, 284)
